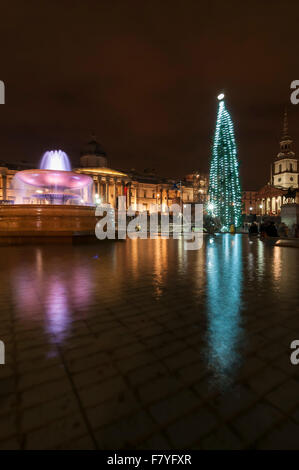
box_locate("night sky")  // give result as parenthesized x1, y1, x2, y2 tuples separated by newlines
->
(0, 0, 298, 189)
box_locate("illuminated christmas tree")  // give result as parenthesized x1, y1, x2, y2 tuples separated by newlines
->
(208, 93, 242, 230)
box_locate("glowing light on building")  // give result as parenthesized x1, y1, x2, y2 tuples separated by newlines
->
(77, 167, 128, 177)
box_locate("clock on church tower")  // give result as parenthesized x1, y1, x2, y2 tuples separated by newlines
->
(272, 109, 298, 190)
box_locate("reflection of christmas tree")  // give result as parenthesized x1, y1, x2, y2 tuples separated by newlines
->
(208, 94, 242, 230)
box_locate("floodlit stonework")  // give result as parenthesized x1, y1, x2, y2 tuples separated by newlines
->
(242, 111, 299, 217)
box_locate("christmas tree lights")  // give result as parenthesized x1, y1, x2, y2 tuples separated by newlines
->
(208, 94, 242, 230)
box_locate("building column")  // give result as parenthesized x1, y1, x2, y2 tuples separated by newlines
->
(102, 181, 106, 202)
(113, 178, 117, 208)
(106, 180, 109, 204)
(2, 173, 7, 201)
(120, 180, 125, 207)
(128, 182, 132, 208)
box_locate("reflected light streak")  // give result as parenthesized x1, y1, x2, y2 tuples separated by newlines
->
(153, 238, 168, 299)
(45, 278, 71, 343)
(205, 234, 243, 390)
(272, 246, 282, 286)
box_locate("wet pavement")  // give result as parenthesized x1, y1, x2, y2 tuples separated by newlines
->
(0, 234, 298, 449)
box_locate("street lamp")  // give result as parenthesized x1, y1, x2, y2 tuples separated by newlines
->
(259, 204, 263, 216)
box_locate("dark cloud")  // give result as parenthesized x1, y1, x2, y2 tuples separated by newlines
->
(0, 0, 298, 188)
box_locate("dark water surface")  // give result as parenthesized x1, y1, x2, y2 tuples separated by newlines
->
(0, 234, 298, 449)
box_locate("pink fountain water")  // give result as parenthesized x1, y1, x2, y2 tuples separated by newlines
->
(13, 150, 93, 205)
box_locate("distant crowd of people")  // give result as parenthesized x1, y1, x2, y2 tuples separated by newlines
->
(248, 221, 299, 238)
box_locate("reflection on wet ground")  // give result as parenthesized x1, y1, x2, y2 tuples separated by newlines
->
(0, 234, 298, 449)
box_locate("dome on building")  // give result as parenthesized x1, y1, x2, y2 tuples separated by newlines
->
(80, 134, 108, 168)
(80, 134, 107, 157)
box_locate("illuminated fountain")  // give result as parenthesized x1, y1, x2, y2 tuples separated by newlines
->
(14, 150, 92, 205)
(0, 150, 98, 241)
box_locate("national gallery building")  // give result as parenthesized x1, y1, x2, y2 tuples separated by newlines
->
(0, 137, 209, 211)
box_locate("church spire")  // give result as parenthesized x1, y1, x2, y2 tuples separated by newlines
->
(282, 107, 290, 140)
(281, 107, 291, 141)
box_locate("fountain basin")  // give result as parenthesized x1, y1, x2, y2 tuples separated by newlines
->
(0, 204, 97, 231)
(2, 150, 98, 243)
(0, 204, 99, 245)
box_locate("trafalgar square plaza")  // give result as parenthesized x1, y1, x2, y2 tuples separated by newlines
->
(0, 2, 299, 454)
(0, 90, 298, 452)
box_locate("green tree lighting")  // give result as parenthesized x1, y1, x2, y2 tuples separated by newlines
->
(208, 94, 242, 230)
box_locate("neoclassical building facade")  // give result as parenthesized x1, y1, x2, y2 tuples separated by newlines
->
(74, 137, 206, 211)
(0, 161, 33, 203)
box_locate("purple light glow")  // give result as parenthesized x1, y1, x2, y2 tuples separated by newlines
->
(16, 169, 92, 189)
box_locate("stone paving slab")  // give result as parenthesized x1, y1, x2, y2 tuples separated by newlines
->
(0, 238, 298, 449)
